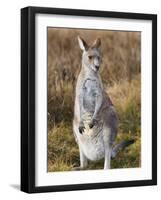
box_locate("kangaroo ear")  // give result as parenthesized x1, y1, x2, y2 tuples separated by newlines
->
(77, 36, 88, 51)
(92, 38, 101, 48)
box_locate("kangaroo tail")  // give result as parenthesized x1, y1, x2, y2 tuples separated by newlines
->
(111, 139, 135, 159)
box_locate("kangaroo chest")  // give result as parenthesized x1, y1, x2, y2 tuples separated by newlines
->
(82, 79, 99, 114)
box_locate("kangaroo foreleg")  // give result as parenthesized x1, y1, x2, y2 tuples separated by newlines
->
(89, 93, 103, 128)
(78, 91, 85, 134)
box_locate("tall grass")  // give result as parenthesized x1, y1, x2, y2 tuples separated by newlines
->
(47, 28, 141, 171)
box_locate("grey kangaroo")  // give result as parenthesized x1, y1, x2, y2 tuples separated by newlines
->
(73, 36, 134, 170)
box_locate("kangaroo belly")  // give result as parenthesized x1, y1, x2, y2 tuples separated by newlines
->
(80, 133, 105, 161)
(78, 119, 105, 161)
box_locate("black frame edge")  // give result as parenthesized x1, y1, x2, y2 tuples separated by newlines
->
(152, 14, 157, 185)
(21, 7, 35, 193)
(23, 6, 157, 20)
(21, 7, 30, 193)
(32, 180, 155, 193)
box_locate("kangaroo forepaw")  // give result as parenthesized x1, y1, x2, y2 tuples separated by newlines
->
(79, 124, 85, 134)
(89, 122, 94, 129)
(89, 118, 98, 129)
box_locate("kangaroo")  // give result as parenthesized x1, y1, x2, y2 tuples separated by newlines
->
(73, 36, 134, 170)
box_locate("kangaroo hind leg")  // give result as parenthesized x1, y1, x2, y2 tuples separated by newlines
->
(73, 147, 88, 171)
(103, 126, 112, 170)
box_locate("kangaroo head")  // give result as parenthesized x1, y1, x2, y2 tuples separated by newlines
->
(78, 36, 101, 72)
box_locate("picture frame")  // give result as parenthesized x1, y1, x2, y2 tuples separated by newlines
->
(21, 6, 157, 193)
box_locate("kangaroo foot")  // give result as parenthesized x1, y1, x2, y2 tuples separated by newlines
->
(72, 166, 87, 171)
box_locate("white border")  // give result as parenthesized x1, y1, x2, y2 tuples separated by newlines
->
(35, 14, 152, 186)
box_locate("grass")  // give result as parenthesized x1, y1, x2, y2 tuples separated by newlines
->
(47, 28, 141, 172)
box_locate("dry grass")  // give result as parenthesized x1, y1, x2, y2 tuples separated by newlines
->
(47, 28, 141, 171)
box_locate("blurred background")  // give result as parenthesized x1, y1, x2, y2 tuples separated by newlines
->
(47, 28, 141, 172)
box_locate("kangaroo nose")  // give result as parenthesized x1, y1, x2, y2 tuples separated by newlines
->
(95, 65, 99, 70)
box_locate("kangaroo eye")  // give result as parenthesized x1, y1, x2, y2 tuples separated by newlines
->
(88, 56, 92, 60)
